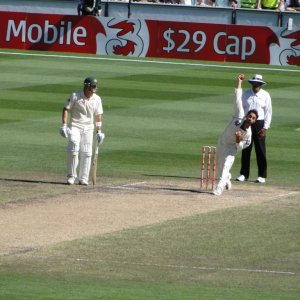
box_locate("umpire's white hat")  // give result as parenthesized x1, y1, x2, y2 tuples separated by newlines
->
(248, 74, 266, 85)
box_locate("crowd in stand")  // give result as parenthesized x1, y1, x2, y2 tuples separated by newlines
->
(77, 0, 300, 15)
(140, 0, 300, 10)
(77, 0, 300, 16)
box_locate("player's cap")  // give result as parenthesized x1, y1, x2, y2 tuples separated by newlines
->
(248, 74, 266, 85)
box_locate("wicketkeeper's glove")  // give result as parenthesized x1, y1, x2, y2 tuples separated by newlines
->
(96, 132, 105, 144)
(59, 124, 69, 138)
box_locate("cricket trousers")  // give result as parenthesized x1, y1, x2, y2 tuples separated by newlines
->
(216, 143, 236, 187)
(240, 120, 267, 179)
(67, 126, 93, 181)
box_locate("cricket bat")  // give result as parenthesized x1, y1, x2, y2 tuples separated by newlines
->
(91, 142, 99, 186)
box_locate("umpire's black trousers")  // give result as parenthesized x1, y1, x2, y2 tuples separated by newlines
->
(240, 120, 267, 179)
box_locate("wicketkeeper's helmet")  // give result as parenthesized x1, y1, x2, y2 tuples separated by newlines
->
(84, 77, 98, 89)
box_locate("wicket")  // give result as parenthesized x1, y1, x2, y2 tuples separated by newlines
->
(200, 146, 217, 190)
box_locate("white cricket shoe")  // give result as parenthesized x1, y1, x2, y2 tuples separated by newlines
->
(236, 175, 246, 182)
(213, 185, 224, 196)
(256, 177, 266, 183)
(67, 177, 75, 185)
(79, 179, 89, 186)
(225, 180, 232, 190)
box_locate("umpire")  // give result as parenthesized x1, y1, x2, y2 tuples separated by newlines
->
(236, 74, 272, 184)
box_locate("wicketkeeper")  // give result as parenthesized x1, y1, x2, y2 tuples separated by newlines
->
(213, 74, 258, 196)
(59, 77, 105, 185)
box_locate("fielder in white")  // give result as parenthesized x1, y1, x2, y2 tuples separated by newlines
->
(213, 74, 258, 196)
(59, 77, 105, 185)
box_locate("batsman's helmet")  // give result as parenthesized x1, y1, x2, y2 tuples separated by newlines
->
(84, 77, 98, 89)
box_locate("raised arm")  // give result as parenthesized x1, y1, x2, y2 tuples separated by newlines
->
(233, 74, 245, 119)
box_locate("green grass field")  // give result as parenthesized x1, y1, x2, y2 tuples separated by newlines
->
(0, 50, 299, 299)
(0, 50, 299, 184)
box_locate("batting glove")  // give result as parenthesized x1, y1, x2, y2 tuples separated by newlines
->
(59, 124, 69, 138)
(96, 132, 105, 144)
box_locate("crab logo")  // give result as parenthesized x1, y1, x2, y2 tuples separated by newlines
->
(96, 18, 149, 57)
(276, 28, 300, 66)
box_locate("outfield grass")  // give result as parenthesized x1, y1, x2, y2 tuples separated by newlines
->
(0, 50, 299, 299)
(1, 197, 299, 299)
(0, 50, 299, 184)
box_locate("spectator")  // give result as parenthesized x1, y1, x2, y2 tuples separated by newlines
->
(286, 0, 300, 10)
(214, 0, 239, 7)
(278, 0, 287, 10)
(180, 0, 193, 5)
(159, 0, 179, 3)
(78, 0, 101, 16)
(240, 0, 258, 8)
(257, 0, 280, 9)
(198, 0, 218, 5)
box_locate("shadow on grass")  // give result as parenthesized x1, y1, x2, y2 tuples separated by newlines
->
(143, 174, 199, 180)
(159, 186, 212, 195)
(142, 174, 213, 195)
(0, 178, 67, 185)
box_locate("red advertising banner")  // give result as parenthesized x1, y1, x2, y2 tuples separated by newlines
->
(1, 12, 104, 53)
(1, 11, 300, 66)
(147, 21, 279, 64)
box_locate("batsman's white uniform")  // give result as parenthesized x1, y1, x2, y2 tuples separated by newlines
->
(64, 91, 103, 182)
(216, 88, 252, 188)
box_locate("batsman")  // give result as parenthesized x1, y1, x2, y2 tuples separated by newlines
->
(59, 77, 105, 185)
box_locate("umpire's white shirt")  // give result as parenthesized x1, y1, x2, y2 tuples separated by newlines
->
(64, 90, 103, 130)
(242, 88, 272, 130)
